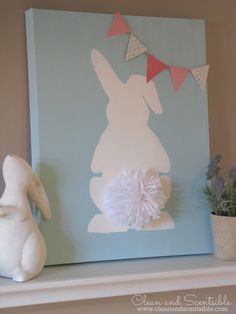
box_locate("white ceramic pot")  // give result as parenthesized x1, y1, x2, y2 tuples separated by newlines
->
(211, 213, 236, 261)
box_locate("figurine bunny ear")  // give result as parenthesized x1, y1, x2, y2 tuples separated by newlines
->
(28, 173, 51, 220)
(91, 49, 122, 97)
(143, 80, 163, 114)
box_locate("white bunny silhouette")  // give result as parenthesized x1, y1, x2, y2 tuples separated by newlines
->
(0, 155, 51, 282)
(88, 49, 174, 233)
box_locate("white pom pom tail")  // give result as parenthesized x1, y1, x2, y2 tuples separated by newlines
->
(105, 169, 167, 229)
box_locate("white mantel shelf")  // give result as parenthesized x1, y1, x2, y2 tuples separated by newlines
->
(0, 255, 236, 308)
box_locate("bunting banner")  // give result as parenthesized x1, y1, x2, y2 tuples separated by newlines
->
(125, 33, 148, 61)
(106, 12, 132, 37)
(191, 65, 209, 90)
(146, 54, 167, 82)
(107, 12, 209, 91)
(169, 66, 189, 91)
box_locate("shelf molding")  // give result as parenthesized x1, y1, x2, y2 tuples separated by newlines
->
(0, 255, 236, 308)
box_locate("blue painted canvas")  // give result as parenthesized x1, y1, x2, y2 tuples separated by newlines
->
(25, 9, 212, 265)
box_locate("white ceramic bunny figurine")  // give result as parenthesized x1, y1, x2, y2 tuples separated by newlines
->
(0, 154, 51, 282)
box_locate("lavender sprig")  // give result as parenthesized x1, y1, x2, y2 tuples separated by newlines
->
(215, 176, 224, 197)
(206, 154, 222, 180)
(201, 155, 236, 217)
(229, 167, 236, 180)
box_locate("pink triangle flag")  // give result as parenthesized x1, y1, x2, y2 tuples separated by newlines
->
(146, 54, 167, 82)
(169, 66, 189, 91)
(107, 12, 132, 37)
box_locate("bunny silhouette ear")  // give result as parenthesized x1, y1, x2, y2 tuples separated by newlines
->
(28, 174, 51, 220)
(91, 49, 122, 97)
(143, 80, 163, 114)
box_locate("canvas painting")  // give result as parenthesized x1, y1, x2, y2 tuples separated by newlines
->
(26, 9, 212, 265)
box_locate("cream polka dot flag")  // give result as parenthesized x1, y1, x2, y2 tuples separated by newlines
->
(125, 33, 148, 61)
(191, 65, 209, 90)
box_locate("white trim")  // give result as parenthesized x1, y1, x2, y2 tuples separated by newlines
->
(0, 255, 236, 308)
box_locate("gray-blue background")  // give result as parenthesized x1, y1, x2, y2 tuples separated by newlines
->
(26, 9, 212, 265)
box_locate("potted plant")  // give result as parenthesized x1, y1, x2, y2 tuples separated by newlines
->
(202, 155, 236, 261)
